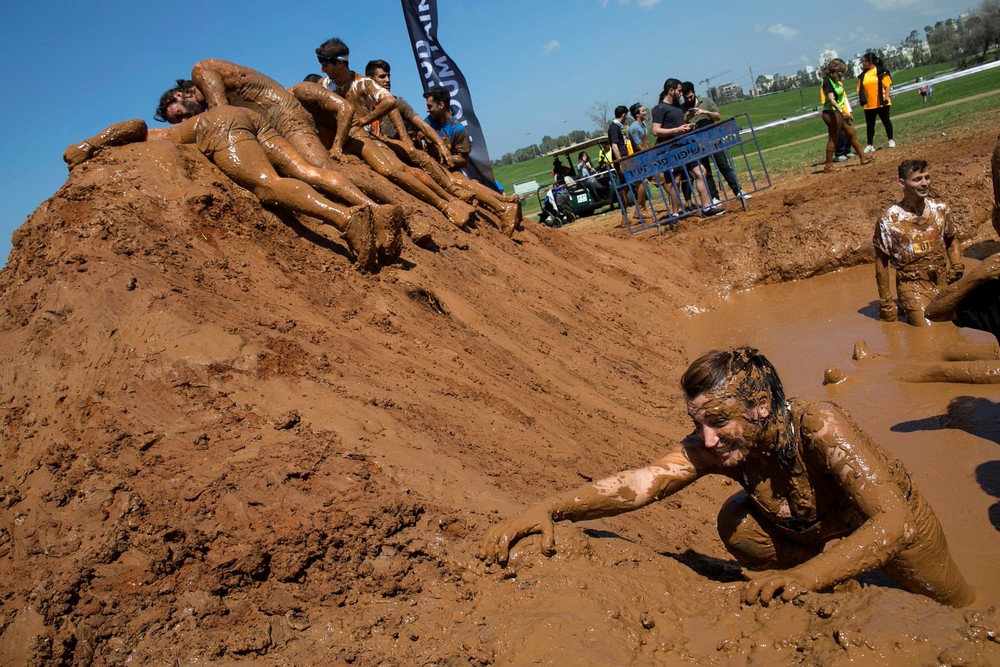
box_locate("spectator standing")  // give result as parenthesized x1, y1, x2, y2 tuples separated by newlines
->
(680, 81, 748, 201)
(651, 78, 722, 217)
(858, 52, 895, 153)
(821, 59, 870, 173)
(607, 105, 630, 169)
(628, 103, 649, 152)
(628, 103, 653, 219)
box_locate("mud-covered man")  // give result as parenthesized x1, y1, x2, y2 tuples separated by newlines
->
(874, 159, 963, 326)
(65, 104, 404, 273)
(482, 347, 975, 608)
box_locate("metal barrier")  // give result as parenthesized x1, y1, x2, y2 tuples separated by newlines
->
(616, 113, 771, 235)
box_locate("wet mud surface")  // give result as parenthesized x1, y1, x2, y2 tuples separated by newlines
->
(1, 123, 998, 665)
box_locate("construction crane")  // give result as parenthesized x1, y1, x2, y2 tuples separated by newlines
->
(699, 70, 732, 102)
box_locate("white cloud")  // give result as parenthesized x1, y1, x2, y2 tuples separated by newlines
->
(768, 23, 800, 40)
(543, 40, 561, 55)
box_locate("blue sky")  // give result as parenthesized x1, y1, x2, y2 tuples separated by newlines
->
(0, 0, 973, 265)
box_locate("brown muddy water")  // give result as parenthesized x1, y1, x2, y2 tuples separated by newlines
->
(682, 261, 1000, 606)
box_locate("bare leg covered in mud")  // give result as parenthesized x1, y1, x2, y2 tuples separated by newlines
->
(294, 82, 473, 229)
(822, 111, 868, 172)
(261, 132, 402, 263)
(64, 114, 381, 272)
(843, 337, 1000, 384)
(64, 119, 148, 170)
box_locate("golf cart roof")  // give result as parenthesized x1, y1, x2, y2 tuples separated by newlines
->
(545, 136, 606, 157)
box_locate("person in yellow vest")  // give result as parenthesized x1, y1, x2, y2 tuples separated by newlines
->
(820, 59, 870, 172)
(858, 52, 895, 153)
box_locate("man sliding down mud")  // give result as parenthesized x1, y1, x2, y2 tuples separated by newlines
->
(63, 105, 403, 273)
(482, 347, 975, 608)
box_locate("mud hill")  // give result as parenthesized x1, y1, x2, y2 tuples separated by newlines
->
(1, 126, 998, 666)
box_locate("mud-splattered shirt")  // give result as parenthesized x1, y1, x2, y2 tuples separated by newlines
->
(873, 199, 953, 272)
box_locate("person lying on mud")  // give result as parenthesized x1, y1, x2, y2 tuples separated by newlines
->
(363, 61, 521, 236)
(310, 37, 475, 229)
(874, 159, 963, 326)
(482, 347, 976, 608)
(177, 59, 340, 170)
(158, 73, 437, 246)
(63, 107, 403, 273)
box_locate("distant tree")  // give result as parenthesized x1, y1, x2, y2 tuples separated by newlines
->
(959, 0, 1000, 62)
(586, 101, 611, 132)
(926, 20, 959, 61)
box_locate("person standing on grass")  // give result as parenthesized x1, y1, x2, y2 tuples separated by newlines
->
(858, 52, 895, 153)
(821, 59, 871, 173)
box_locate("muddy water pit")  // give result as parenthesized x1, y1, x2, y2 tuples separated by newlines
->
(683, 261, 1000, 606)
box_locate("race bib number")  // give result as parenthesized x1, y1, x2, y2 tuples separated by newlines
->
(911, 240, 931, 255)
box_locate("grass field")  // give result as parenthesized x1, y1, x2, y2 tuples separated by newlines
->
(494, 62, 1000, 218)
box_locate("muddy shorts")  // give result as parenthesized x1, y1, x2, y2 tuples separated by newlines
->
(194, 107, 280, 157)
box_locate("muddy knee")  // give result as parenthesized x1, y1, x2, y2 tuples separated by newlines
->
(717, 493, 778, 569)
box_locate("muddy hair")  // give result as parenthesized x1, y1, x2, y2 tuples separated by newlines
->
(898, 158, 928, 180)
(681, 347, 797, 467)
(153, 79, 198, 123)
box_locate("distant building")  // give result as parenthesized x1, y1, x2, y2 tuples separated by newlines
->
(819, 49, 838, 67)
(709, 82, 745, 104)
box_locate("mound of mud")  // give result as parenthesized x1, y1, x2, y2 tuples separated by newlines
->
(0, 128, 997, 665)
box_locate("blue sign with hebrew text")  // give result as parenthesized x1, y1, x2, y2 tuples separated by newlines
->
(620, 118, 742, 185)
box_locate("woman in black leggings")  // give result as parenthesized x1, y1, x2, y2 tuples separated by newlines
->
(858, 52, 894, 153)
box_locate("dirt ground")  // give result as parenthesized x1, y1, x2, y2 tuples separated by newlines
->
(0, 121, 998, 666)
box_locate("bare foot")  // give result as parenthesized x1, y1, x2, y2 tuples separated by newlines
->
(500, 200, 522, 237)
(344, 205, 378, 272)
(442, 199, 474, 228)
(404, 215, 434, 246)
(63, 142, 95, 170)
(861, 155, 876, 165)
(373, 204, 404, 264)
(823, 164, 835, 173)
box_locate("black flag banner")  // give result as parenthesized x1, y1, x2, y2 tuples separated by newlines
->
(400, 0, 498, 190)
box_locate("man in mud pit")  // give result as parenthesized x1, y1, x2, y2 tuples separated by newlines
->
(874, 159, 963, 326)
(482, 347, 975, 608)
(64, 107, 403, 273)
